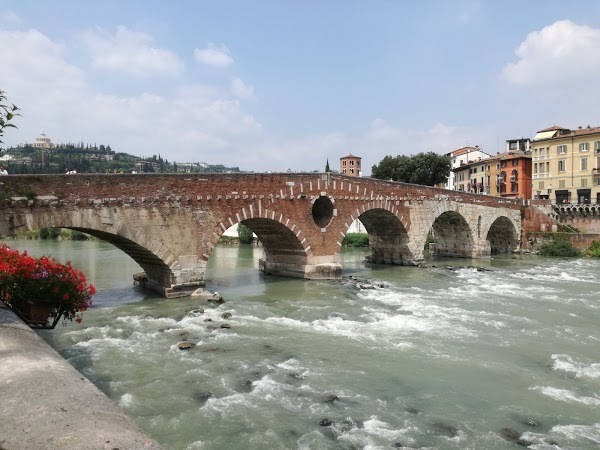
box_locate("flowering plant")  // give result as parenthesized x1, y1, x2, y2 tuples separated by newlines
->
(0, 244, 95, 323)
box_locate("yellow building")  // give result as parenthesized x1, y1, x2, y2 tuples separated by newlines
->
(531, 125, 600, 204)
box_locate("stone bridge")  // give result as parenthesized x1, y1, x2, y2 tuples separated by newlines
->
(0, 173, 522, 297)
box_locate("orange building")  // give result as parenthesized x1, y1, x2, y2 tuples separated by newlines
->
(340, 154, 361, 176)
(487, 151, 532, 199)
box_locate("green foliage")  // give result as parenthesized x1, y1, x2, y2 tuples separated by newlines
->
(39, 228, 49, 240)
(539, 238, 581, 257)
(424, 232, 437, 248)
(371, 152, 451, 186)
(237, 223, 254, 244)
(70, 230, 90, 240)
(342, 233, 369, 247)
(585, 240, 600, 258)
(0, 90, 20, 144)
(325, 159, 331, 172)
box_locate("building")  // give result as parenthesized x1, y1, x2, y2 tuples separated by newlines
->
(450, 139, 531, 199)
(32, 133, 54, 149)
(531, 125, 600, 204)
(452, 158, 487, 194)
(485, 149, 532, 199)
(445, 146, 490, 190)
(340, 154, 361, 176)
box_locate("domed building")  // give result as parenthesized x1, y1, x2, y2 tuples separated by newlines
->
(33, 133, 54, 149)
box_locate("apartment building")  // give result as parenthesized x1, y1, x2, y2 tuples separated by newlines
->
(485, 150, 532, 199)
(445, 146, 490, 190)
(531, 125, 600, 204)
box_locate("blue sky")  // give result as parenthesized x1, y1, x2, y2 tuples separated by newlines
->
(2, 1, 600, 174)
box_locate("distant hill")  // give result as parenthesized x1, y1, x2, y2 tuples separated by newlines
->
(0, 143, 241, 174)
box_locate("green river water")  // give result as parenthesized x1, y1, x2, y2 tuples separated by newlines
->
(4, 239, 599, 449)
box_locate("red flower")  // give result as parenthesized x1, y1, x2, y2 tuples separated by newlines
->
(0, 244, 95, 324)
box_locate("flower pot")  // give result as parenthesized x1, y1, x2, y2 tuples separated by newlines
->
(12, 300, 63, 329)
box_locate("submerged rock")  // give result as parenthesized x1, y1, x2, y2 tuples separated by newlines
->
(319, 418, 333, 427)
(178, 342, 195, 350)
(192, 391, 213, 405)
(221, 312, 232, 319)
(323, 394, 339, 403)
(220, 323, 231, 329)
(431, 422, 459, 437)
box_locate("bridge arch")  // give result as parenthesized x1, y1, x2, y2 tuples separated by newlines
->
(485, 216, 520, 254)
(339, 204, 414, 264)
(212, 205, 318, 279)
(428, 210, 475, 258)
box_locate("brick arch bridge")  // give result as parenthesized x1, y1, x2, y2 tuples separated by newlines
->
(0, 173, 522, 297)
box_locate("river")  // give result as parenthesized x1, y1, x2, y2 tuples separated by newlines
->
(3, 239, 599, 449)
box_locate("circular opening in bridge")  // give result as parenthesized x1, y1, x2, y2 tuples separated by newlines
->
(312, 196, 334, 228)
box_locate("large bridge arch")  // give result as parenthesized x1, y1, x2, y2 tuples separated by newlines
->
(427, 210, 476, 258)
(484, 216, 520, 254)
(208, 205, 339, 279)
(340, 206, 414, 265)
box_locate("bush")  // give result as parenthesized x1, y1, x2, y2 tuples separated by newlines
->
(237, 223, 254, 244)
(539, 239, 581, 257)
(342, 233, 369, 247)
(586, 240, 600, 258)
(39, 228, 49, 240)
(70, 230, 90, 240)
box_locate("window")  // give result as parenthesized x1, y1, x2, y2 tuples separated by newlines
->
(512, 159, 519, 166)
(533, 149, 538, 157)
(539, 181, 544, 190)
(350, 160, 354, 166)
(557, 145, 567, 155)
(580, 142, 589, 152)
(546, 162, 550, 173)
(500, 161, 507, 168)
(581, 178, 588, 187)
(581, 157, 588, 171)
(559, 180, 565, 188)
(595, 141, 600, 151)
(558, 159, 566, 172)
(533, 163, 538, 174)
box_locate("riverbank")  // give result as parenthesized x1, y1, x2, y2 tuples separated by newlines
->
(0, 305, 163, 450)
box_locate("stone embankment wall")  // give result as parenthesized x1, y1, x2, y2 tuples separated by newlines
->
(523, 200, 600, 251)
(0, 306, 162, 449)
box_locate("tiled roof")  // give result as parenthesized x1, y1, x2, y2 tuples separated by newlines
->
(340, 154, 361, 159)
(448, 146, 480, 157)
(537, 125, 567, 132)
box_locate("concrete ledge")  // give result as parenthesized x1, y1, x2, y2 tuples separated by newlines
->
(0, 306, 163, 450)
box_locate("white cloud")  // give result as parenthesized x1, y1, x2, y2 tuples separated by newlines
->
(0, 10, 21, 27)
(503, 20, 600, 86)
(0, 27, 263, 166)
(194, 43, 234, 68)
(82, 26, 184, 77)
(230, 77, 256, 99)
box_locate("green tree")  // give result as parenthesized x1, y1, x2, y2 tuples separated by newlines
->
(371, 152, 451, 186)
(0, 90, 19, 144)
(237, 222, 254, 244)
(325, 159, 330, 172)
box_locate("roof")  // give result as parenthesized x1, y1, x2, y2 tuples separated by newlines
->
(446, 146, 482, 157)
(533, 125, 600, 142)
(340, 154, 361, 160)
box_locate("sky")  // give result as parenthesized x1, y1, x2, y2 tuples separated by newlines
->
(2, 1, 600, 174)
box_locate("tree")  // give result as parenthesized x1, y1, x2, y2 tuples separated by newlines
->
(325, 158, 330, 172)
(371, 152, 451, 186)
(237, 223, 254, 244)
(0, 90, 19, 144)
